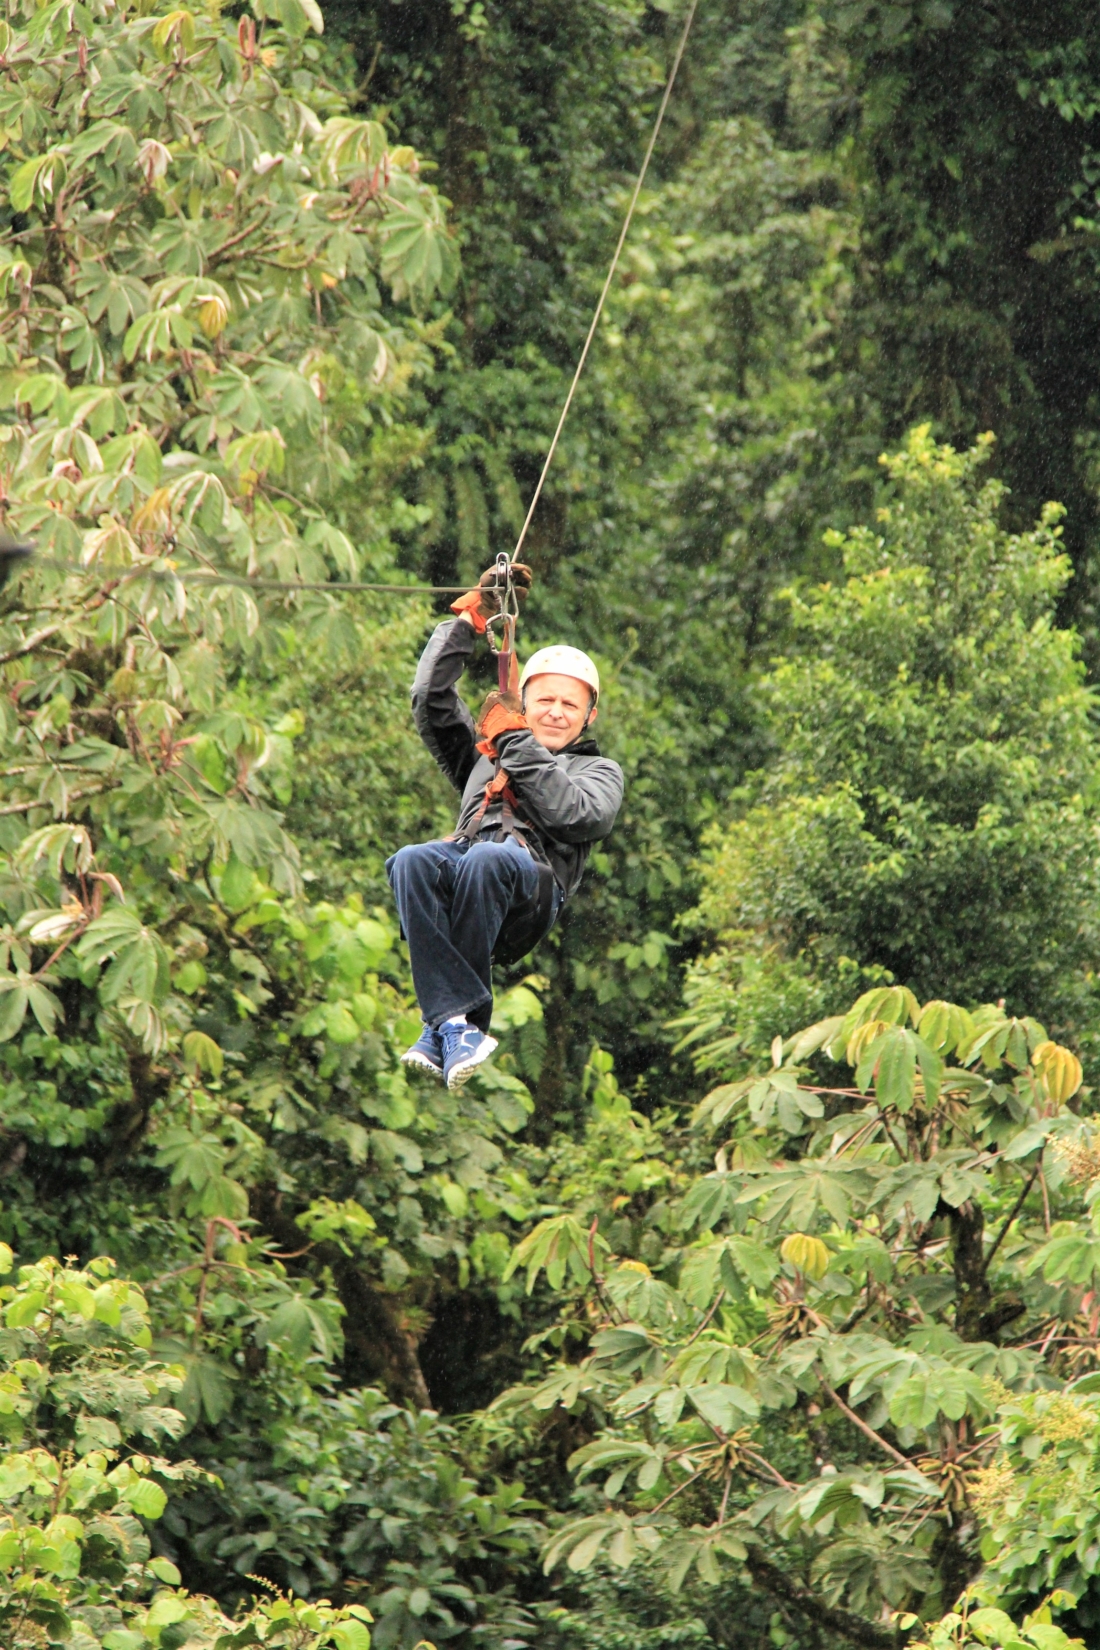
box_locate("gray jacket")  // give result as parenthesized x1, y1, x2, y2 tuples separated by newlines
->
(412, 618, 624, 900)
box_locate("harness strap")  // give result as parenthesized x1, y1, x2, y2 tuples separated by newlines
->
(454, 765, 522, 844)
(499, 785, 530, 849)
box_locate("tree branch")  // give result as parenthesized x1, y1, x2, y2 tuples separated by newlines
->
(251, 1183, 432, 1407)
(207, 208, 272, 265)
(743, 1447, 794, 1490)
(950, 1197, 992, 1340)
(819, 1378, 910, 1466)
(982, 1162, 1040, 1277)
(682, 1288, 725, 1347)
(0, 786, 107, 817)
(745, 1549, 899, 1649)
(0, 579, 122, 667)
(0, 622, 64, 664)
(644, 1464, 708, 1517)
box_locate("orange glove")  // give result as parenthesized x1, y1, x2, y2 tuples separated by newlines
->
(450, 562, 533, 632)
(476, 689, 527, 756)
(450, 588, 490, 633)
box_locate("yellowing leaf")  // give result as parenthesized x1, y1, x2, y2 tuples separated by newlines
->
(197, 293, 229, 337)
(151, 9, 196, 59)
(917, 999, 973, 1054)
(9, 149, 66, 213)
(1033, 1040, 1083, 1104)
(780, 1232, 829, 1280)
(182, 1030, 223, 1078)
(847, 1017, 890, 1066)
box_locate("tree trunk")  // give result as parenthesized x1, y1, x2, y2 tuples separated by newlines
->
(252, 1185, 431, 1408)
(948, 1197, 990, 1342)
(532, 970, 571, 1139)
(744, 1550, 899, 1649)
(100, 1050, 171, 1174)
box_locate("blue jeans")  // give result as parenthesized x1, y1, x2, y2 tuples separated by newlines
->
(386, 837, 556, 1033)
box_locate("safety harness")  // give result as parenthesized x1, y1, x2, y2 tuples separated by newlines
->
(454, 765, 527, 847)
(453, 553, 529, 848)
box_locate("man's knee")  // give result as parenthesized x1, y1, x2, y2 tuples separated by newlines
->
(461, 839, 529, 891)
(387, 840, 442, 889)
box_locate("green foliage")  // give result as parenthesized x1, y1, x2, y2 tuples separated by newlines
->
(802, 2, 1100, 660)
(268, 605, 454, 906)
(0, 0, 550, 1635)
(0, 1239, 539, 1646)
(491, 978, 1100, 1639)
(171, 1381, 539, 1646)
(508, 101, 858, 1090)
(0, 0, 535, 1367)
(0, 1249, 374, 1649)
(681, 429, 1100, 1076)
(910, 1593, 1085, 1650)
(4, 3, 1100, 1649)
(0, 0, 457, 1092)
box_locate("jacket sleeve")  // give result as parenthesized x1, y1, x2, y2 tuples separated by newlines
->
(494, 728, 624, 843)
(411, 617, 479, 793)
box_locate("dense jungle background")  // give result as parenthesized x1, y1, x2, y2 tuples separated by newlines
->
(8, 2, 1100, 1648)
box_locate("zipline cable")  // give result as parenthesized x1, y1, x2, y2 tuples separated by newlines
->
(509, 0, 700, 566)
(0, 548, 469, 596)
(62, 567, 470, 595)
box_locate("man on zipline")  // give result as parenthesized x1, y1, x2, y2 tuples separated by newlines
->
(387, 562, 624, 1089)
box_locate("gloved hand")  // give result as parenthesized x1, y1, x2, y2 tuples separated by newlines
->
(476, 687, 527, 756)
(450, 561, 533, 633)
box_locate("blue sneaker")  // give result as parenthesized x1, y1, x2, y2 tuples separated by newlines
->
(441, 1020, 498, 1089)
(400, 1023, 444, 1079)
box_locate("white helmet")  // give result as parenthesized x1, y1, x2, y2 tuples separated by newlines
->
(519, 645, 600, 706)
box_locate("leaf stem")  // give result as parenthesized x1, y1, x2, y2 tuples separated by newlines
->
(642, 1463, 708, 1517)
(682, 1288, 725, 1347)
(717, 1465, 733, 1525)
(818, 1378, 910, 1467)
(981, 1160, 1041, 1277)
(0, 785, 107, 816)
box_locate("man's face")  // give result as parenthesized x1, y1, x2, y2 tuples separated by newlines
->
(524, 672, 596, 751)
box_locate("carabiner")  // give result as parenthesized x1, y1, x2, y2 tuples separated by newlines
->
(484, 551, 518, 653)
(484, 553, 519, 693)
